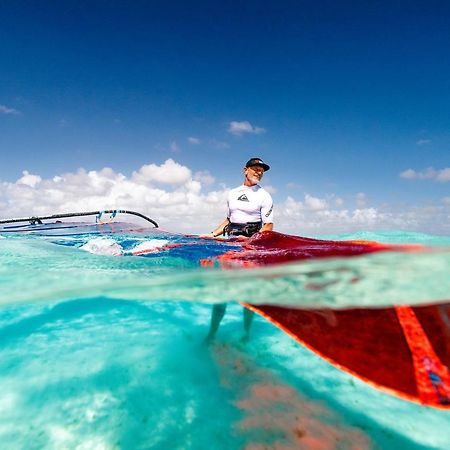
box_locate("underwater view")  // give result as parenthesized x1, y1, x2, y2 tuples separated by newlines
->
(4, 2, 450, 449)
(1, 220, 450, 449)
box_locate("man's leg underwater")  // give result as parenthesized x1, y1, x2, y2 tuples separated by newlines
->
(242, 307, 255, 342)
(205, 303, 227, 342)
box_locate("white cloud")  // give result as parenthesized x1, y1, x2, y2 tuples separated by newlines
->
(188, 137, 201, 145)
(442, 197, 450, 205)
(351, 208, 378, 224)
(132, 159, 191, 185)
(416, 139, 431, 146)
(17, 171, 42, 188)
(194, 171, 215, 186)
(400, 169, 417, 179)
(228, 121, 266, 136)
(304, 194, 328, 210)
(280, 204, 371, 233)
(0, 104, 20, 115)
(400, 167, 450, 182)
(275, 193, 450, 235)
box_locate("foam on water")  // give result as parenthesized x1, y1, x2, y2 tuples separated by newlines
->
(80, 238, 124, 256)
(1, 229, 450, 449)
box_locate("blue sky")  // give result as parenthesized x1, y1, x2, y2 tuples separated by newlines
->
(1, 1, 449, 234)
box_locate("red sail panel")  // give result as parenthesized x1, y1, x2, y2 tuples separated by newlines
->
(217, 231, 423, 267)
(245, 303, 450, 408)
(395, 305, 450, 406)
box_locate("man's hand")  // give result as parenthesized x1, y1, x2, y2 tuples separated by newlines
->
(199, 232, 216, 238)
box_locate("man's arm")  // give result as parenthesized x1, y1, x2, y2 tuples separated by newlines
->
(260, 191, 274, 233)
(260, 222, 273, 232)
(201, 218, 230, 238)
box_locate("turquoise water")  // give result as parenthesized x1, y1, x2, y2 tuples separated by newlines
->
(1, 229, 450, 449)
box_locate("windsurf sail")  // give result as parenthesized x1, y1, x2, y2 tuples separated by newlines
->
(0, 209, 158, 228)
(245, 303, 450, 409)
(205, 231, 450, 409)
(0, 210, 158, 235)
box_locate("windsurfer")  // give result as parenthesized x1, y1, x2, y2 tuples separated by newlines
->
(204, 157, 274, 342)
(204, 157, 273, 239)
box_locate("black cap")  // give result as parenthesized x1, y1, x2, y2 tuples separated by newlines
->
(245, 157, 270, 171)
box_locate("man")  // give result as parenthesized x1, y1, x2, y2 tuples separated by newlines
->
(206, 157, 273, 238)
(204, 157, 274, 342)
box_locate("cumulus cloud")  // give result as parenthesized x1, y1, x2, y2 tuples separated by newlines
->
(400, 167, 450, 182)
(194, 171, 215, 186)
(1, 159, 450, 235)
(132, 159, 191, 185)
(304, 194, 328, 210)
(188, 137, 201, 145)
(0, 104, 20, 115)
(228, 121, 266, 136)
(17, 171, 42, 188)
(271, 192, 450, 235)
(277, 195, 443, 235)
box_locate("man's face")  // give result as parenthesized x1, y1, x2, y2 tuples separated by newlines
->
(244, 165, 265, 184)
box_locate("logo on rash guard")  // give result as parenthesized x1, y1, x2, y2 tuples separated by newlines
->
(237, 194, 249, 202)
(265, 205, 273, 217)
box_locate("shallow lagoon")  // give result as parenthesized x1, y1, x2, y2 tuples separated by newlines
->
(1, 228, 449, 449)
